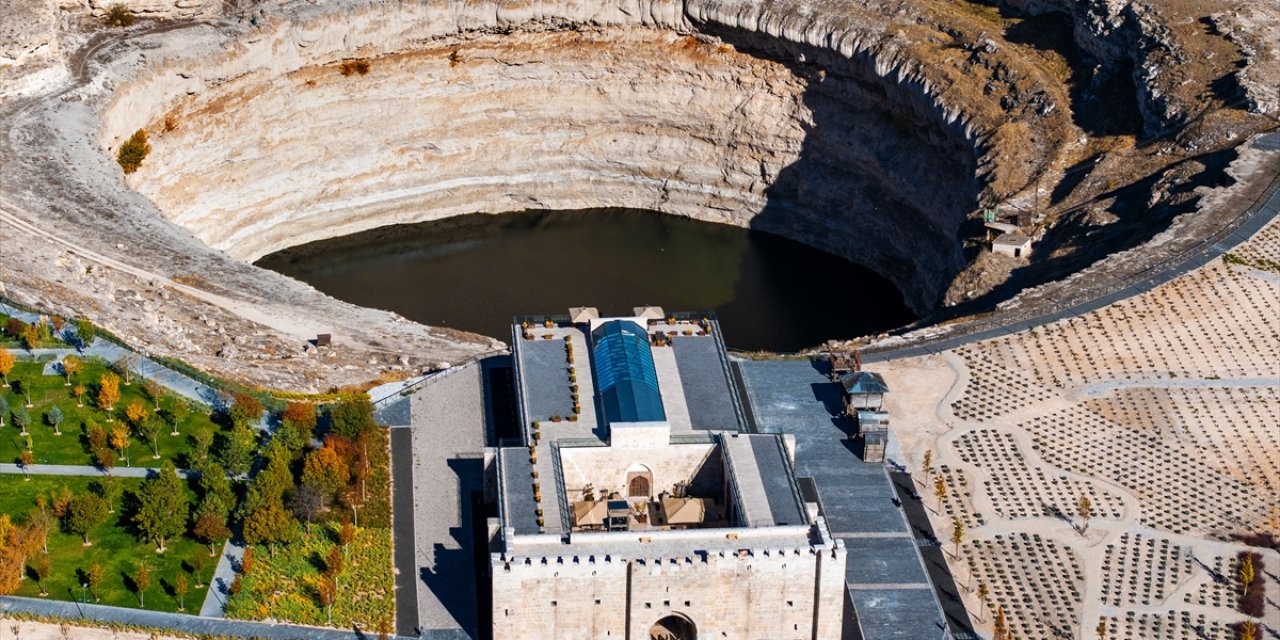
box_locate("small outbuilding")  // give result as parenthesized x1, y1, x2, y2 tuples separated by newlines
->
(568, 306, 600, 323)
(632, 305, 665, 320)
(839, 370, 888, 413)
(993, 232, 1034, 258)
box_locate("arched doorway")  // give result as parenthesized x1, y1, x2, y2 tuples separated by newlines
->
(649, 613, 697, 640)
(625, 464, 653, 498)
(629, 475, 651, 497)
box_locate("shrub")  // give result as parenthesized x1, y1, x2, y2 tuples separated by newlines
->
(338, 59, 371, 76)
(116, 129, 151, 174)
(104, 4, 134, 27)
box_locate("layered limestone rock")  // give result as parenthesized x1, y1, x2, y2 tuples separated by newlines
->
(0, 0, 1274, 389)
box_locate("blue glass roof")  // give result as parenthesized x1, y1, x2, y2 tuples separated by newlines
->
(591, 321, 666, 424)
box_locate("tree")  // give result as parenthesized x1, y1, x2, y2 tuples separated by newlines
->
(52, 485, 73, 518)
(19, 451, 33, 481)
(98, 373, 120, 416)
(13, 406, 29, 436)
(217, 425, 257, 476)
(192, 554, 207, 588)
(1096, 618, 1107, 640)
(73, 385, 86, 408)
(950, 516, 965, 557)
(921, 449, 933, 481)
(75, 318, 95, 348)
(337, 521, 357, 558)
(330, 394, 375, 439)
(139, 417, 161, 459)
(65, 494, 109, 545)
(934, 475, 947, 511)
(142, 379, 163, 412)
(280, 402, 318, 451)
(0, 395, 7, 427)
(104, 3, 133, 27)
(94, 448, 116, 477)
(20, 324, 39, 351)
(1078, 494, 1093, 534)
(114, 355, 138, 386)
(242, 500, 298, 557)
(46, 406, 63, 436)
(302, 445, 349, 509)
(324, 545, 343, 590)
(133, 462, 189, 552)
(135, 561, 150, 607)
(1238, 553, 1255, 594)
(316, 575, 337, 625)
(197, 463, 234, 519)
(0, 347, 13, 387)
(175, 573, 188, 612)
(976, 582, 989, 621)
(289, 485, 323, 536)
(32, 553, 51, 596)
(94, 477, 121, 513)
(61, 356, 81, 387)
(993, 605, 1009, 640)
(86, 563, 103, 602)
(163, 399, 188, 436)
(111, 427, 130, 467)
(228, 392, 264, 429)
(192, 511, 230, 558)
(125, 399, 148, 428)
(15, 378, 32, 408)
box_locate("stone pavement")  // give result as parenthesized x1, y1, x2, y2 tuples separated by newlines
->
(198, 540, 246, 618)
(400, 362, 486, 637)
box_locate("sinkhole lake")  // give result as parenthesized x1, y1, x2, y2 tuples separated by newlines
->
(257, 209, 916, 352)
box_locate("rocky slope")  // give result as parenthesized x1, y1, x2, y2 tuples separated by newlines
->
(0, 0, 1275, 389)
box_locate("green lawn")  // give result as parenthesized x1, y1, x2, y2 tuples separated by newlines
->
(0, 360, 220, 469)
(225, 522, 393, 629)
(0, 475, 217, 613)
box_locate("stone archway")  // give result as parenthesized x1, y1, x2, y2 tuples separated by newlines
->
(649, 613, 697, 640)
(625, 464, 653, 498)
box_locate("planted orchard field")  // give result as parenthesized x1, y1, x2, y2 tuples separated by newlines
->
(225, 522, 393, 629)
(0, 360, 219, 469)
(0, 475, 215, 613)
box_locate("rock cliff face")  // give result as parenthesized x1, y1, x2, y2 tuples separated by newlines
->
(107, 0, 1008, 315)
(0, 0, 1274, 389)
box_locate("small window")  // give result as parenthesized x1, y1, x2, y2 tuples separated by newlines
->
(595, 599, 601, 605)
(645, 602, 652, 609)
(551, 601, 557, 607)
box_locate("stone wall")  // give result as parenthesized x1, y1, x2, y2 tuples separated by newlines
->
(492, 538, 846, 639)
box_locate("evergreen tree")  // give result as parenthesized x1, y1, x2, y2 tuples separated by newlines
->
(217, 424, 257, 476)
(46, 406, 63, 436)
(302, 445, 349, 509)
(133, 462, 189, 552)
(12, 406, 29, 436)
(329, 394, 375, 439)
(65, 494, 109, 545)
(243, 499, 298, 557)
(75, 318, 95, 347)
(196, 463, 234, 519)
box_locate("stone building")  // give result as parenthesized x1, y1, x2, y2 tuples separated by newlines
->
(493, 310, 847, 640)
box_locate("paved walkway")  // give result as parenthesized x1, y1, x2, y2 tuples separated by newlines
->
(199, 540, 246, 618)
(0, 463, 196, 478)
(401, 363, 485, 637)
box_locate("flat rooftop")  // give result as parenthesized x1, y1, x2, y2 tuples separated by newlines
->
(500, 311, 807, 551)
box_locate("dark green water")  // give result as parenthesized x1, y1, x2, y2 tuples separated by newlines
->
(257, 209, 915, 352)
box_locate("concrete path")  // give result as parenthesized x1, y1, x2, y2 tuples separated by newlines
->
(402, 362, 485, 637)
(199, 540, 246, 618)
(0, 463, 196, 478)
(1073, 376, 1280, 398)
